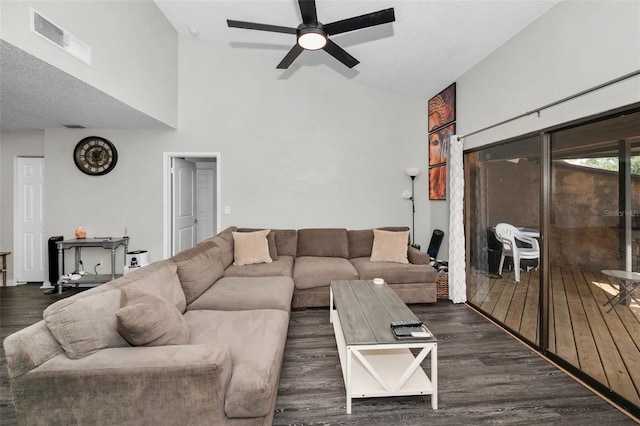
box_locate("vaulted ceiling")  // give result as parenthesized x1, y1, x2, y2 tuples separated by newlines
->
(155, 0, 560, 99)
(1, 0, 560, 132)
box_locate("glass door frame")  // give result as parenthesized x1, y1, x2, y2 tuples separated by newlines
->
(464, 102, 640, 418)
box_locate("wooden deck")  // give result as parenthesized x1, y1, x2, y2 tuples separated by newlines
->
(467, 266, 640, 409)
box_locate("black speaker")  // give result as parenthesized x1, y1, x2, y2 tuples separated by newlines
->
(427, 229, 444, 259)
(48, 236, 64, 285)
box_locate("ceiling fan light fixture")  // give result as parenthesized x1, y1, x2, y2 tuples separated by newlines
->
(297, 27, 327, 50)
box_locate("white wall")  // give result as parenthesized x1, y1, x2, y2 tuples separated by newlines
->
(43, 35, 430, 269)
(0, 131, 45, 283)
(0, 0, 178, 128)
(432, 0, 640, 258)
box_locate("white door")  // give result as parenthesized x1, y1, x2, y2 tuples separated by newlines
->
(172, 158, 197, 255)
(17, 157, 45, 282)
(196, 166, 215, 243)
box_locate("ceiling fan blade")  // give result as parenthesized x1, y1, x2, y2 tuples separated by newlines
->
(324, 8, 395, 36)
(277, 44, 305, 69)
(298, 0, 318, 25)
(322, 39, 359, 68)
(227, 19, 297, 34)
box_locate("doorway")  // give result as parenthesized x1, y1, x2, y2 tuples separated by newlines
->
(163, 152, 220, 258)
(14, 157, 46, 284)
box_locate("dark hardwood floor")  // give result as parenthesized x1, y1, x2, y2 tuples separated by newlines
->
(467, 266, 640, 410)
(1, 284, 637, 425)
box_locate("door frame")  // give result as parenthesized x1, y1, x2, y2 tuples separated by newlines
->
(162, 152, 220, 259)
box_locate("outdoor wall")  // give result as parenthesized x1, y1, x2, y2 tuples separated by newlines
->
(481, 159, 639, 271)
(551, 164, 640, 270)
(487, 159, 540, 228)
(0, 0, 178, 128)
(432, 0, 640, 256)
(42, 34, 429, 269)
(0, 131, 45, 284)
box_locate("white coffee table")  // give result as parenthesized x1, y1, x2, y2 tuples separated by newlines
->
(330, 279, 437, 414)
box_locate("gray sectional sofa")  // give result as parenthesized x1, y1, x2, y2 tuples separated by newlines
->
(4, 226, 438, 425)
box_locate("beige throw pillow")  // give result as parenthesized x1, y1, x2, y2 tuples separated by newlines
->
(370, 229, 410, 264)
(232, 229, 274, 266)
(116, 287, 190, 346)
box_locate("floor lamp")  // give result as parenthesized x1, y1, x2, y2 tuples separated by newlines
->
(405, 168, 421, 247)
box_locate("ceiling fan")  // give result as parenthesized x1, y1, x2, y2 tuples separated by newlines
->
(227, 0, 395, 69)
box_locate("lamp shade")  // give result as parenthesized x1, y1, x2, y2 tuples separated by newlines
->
(405, 168, 421, 177)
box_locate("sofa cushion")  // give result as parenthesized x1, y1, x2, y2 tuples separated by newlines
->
(232, 229, 273, 266)
(187, 276, 294, 312)
(296, 228, 349, 258)
(208, 226, 237, 268)
(112, 260, 187, 313)
(116, 287, 190, 346)
(350, 257, 437, 284)
(293, 256, 359, 290)
(370, 229, 410, 264)
(44, 288, 129, 359)
(184, 309, 289, 419)
(348, 227, 410, 259)
(224, 255, 294, 278)
(274, 229, 298, 257)
(172, 241, 225, 305)
(236, 228, 278, 260)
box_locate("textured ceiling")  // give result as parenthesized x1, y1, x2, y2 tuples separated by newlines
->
(155, 0, 560, 100)
(1, 0, 560, 132)
(0, 41, 170, 132)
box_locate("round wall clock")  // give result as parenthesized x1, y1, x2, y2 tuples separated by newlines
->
(73, 136, 118, 176)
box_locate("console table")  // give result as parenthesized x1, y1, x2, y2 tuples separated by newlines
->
(56, 237, 129, 294)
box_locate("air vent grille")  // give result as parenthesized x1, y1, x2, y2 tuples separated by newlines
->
(30, 8, 91, 65)
(33, 12, 64, 47)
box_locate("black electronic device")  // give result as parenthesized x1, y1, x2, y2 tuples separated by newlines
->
(392, 325, 431, 339)
(427, 229, 444, 259)
(390, 319, 423, 329)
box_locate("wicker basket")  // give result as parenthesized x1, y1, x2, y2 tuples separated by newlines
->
(436, 273, 449, 300)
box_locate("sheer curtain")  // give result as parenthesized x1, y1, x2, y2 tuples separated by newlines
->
(448, 135, 466, 303)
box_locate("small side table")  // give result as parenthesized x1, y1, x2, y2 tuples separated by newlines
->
(0, 251, 10, 287)
(56, 238, 129, 294)
(601, 269, 640, 312)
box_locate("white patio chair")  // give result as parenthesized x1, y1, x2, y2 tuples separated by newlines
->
(495, 223, 540, 282)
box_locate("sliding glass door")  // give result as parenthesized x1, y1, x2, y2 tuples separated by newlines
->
(465, 135, 541, 346)
(465, 106, 640, 413)
(549, 111, 640, 409)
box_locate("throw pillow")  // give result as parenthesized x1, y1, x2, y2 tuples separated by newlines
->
(116, 287, 190, 346)
(237, 228, 278, 260)
(370, 229, 410, 264)
(232, 229, 273, 266)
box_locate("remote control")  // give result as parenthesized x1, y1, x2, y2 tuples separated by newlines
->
(390, 319, 423, 328)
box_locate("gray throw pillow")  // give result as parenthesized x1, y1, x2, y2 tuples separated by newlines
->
(116, 287, 190, 346)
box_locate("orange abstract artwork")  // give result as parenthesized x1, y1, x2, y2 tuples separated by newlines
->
(429, 124, 455, 166)
(429, 165, 446, 200)
(428, 83, 456, 132)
